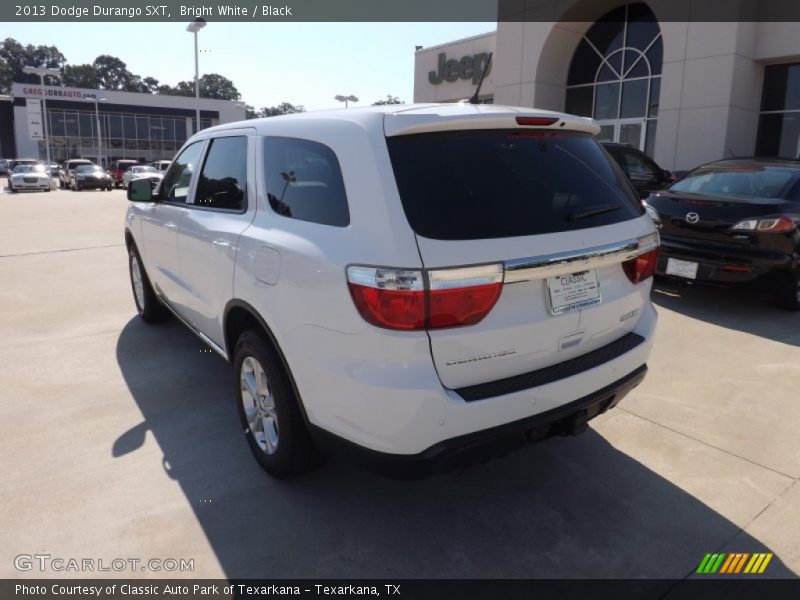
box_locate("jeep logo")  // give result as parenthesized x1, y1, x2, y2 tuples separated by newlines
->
(428, 52, 492, 85)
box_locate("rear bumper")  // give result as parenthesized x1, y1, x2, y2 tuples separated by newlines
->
(311, 364, 647, 478)
(657, 238, 796, 283)
(286, 301, 657, 457)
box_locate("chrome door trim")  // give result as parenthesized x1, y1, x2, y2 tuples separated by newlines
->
(504, 232, 659, 283)
(155, 291, 229, 361)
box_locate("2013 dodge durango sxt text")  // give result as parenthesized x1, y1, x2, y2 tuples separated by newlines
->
(124, 103, 659, 478)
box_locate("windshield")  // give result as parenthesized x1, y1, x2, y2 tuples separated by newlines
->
(134, 166, 157, 173)
(386, 130, 642, 240)
(13, 165, 34, 173)
(669, 164, 800, 199)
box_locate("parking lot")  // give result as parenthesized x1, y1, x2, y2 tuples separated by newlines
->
(1, 185, 798, 582)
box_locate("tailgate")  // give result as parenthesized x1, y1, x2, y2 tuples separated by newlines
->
(416, 223, 657, 389)
(385, 125, 658, 390)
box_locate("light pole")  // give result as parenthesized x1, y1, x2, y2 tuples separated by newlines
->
(22, 65, 60, 165)
(84, 95, 107, 166)
(334, 94, 359, 108)
(186, 18, 207, 134)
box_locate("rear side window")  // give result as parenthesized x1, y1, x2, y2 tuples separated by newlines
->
(195, 136, 247, 211)
(387, 130, 642, 240)
(263, 137, 349, 227)
(160, 141, 204, 203)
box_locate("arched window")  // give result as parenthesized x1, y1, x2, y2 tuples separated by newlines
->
(565, 3, 662, 156)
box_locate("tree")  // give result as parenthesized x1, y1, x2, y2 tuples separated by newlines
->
(157, 74, 241, 101)
(372, 95, 404, 105)
(62, 64, 97, 88)
(198, 73, 241, 100)
(0, 37, 66, 92)
(93, 54, 137, 90)
(250, 102, 306, 118)
(141, 76, 160, 94)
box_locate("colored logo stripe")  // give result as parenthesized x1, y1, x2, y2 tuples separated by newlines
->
(744, 553, 773, 574)
(697, 552, 773, 574)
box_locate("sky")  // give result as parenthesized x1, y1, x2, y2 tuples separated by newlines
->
(0, 22, 497, 111)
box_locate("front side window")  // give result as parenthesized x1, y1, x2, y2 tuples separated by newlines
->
(160, 141, 205, 203)
(195, 136, 248, 211)
(263, 137, 349, 227)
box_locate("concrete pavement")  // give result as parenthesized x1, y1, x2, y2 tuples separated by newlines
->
(1, 187, 798, 581)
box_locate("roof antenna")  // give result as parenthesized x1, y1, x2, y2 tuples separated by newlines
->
(468, 52, 493, 105)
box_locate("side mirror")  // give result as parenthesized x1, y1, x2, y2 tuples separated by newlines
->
(127, 178, 154, 202)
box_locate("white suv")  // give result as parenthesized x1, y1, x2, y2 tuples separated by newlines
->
(124, 104, 659, 478)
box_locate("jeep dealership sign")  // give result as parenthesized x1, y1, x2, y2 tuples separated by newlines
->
(428, 52, 492, 85)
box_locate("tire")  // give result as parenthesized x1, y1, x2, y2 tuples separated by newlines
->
(127, 244, 169, 323)
(233, 330, 320, 479)
(775, 269, 800, 311)
(75, 183, 81, 191)
(9, 185, 16, 193)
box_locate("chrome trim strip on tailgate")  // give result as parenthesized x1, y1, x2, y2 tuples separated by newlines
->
(504, 233, 659, 283)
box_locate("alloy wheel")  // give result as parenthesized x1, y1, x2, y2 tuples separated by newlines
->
(240, 356, 279, 455)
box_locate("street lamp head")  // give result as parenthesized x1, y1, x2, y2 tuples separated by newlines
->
(186, 18, 207, 33)
(23, 65, 61, 77)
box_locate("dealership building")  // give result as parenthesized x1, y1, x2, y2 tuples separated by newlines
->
(0, 82, 247, 165)
(414, 0, 800, 170)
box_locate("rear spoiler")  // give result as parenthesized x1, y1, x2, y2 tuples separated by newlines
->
(384, 107, 600, 137)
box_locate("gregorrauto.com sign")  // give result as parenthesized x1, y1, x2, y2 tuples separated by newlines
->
(12, 82, 103, 101)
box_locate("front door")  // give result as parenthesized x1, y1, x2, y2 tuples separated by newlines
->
(596, 119, 647, 150)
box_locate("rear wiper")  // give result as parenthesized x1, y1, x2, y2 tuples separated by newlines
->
(566, 203, 624, 222)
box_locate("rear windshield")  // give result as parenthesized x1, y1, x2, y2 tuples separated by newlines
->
(669, 165, 800, 200)
(386, 130, 642, 240)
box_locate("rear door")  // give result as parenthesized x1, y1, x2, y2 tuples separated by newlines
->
(386, 125, 656, 390)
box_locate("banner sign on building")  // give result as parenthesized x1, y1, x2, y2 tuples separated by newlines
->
(26, 98, 43, 140)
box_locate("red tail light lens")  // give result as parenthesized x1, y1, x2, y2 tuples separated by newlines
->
(622, 248, 659, 284)
(347, 268, 425, 330)
(346, 264, 504, 331)
(428, 264, 504, 328)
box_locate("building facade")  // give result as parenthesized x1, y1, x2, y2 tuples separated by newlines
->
(3, 83, 246, 165)
(414, 0, 800, 170)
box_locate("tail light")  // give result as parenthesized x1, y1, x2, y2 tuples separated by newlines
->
(515, 116, 559, 127)
(347, 264, 503, 331)
(622, 248, 659, 284)
(731, 215, 796, 233)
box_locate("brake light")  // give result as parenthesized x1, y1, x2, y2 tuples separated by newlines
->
(346, 264, 503, 331)
(622, 248, 659, 284)
(731, 215, 796, 233)
(515, 116, 559, 127)
(346, 267, 425, 330)
(428, 264, 504, 328)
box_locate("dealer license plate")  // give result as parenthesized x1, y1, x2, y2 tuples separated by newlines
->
(547, 269, 601, 315)
(665, 258, 698, 279)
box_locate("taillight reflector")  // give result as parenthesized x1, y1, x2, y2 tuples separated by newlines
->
(622, 248, 659, 284)
(515, 116, 559, 127)
(346, 264, 503, 331)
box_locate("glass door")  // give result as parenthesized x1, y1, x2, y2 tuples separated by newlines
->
(596, 119, 646, 150)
